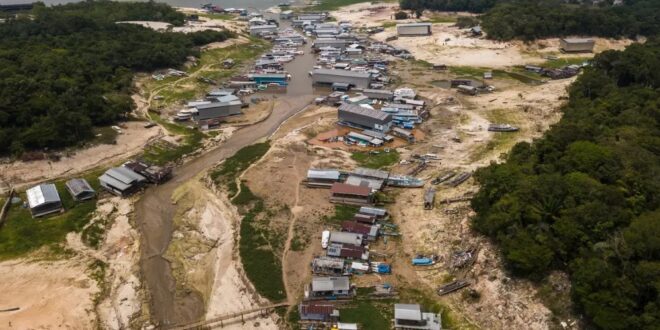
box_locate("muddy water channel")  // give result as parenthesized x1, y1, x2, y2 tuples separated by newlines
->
(135, 32, 318, 326)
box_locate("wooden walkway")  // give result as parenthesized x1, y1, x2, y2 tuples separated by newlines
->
(167, 302, 289, 330)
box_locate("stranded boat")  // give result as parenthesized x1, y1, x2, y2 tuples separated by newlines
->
(488, 124, 519, 132)
(387, 175, 424, 188)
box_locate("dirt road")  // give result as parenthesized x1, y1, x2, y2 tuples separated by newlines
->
(135, 39, 317, 326)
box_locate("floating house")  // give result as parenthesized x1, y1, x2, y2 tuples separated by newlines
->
(397, 23, 432, 36)
(327, 243, 369, 260)
(65, 178, 96, 201)
(312, 256, 346, 275)
(394, 304, 442, 330)
(299, 302, 339, 321)
(341, 221, 379, 241)
(306, 169, 342, 188)
(26, 183, 63, 218)
(330, 183, 374, 205)
(309, 276, 352, 298)
(329, 231, 364, 246)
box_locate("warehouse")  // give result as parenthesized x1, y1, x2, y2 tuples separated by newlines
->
(560, 38, 595, 52)
(338, 103, 391, 132)
(312, 69, 371, 88)
(99, 166, 147, 196)
(397, 23, 432, 36)
(65, 178, 96, 201)
(313, 38, 351, 50)
(26, 183, 63, 218)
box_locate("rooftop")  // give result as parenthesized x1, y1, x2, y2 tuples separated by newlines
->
(26, 183, 60, 208)
(397, 22, 432, 27)
(338, 103, 391, 121)
(307, 169, 341, 180)
(330, 183, 372, 197)
(311, 276, 350, 292)
(395, 303, 422, 321)
(313, 68, 371, 79)
(65, 178, 94, 196)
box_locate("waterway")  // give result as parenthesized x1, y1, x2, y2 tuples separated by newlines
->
(135, 18, 319, 327)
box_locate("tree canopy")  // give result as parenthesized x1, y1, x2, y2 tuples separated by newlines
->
(400, 0, 660, 40)
(471, 41, 660, 329)
(0, 0, 234, 155)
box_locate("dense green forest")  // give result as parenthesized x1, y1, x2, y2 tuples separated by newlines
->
(471, 41, 660, 329)
(0, 1, 234, 155)
(400, 0, 660, 40)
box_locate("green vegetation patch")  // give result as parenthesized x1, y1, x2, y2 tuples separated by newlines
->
(351, 150, 400, 169)
(324, 204, 360, 224)
(472, 42, 660, 328)
(142, 114, 205, 165)
(449, 66, 489, 78)
(340, 301, 392, 330)
(0, 1, 234, 155)
(237, 196, 286, 301)
(210, 142, 271, 187)
(232, 182, 257, 206)
(0, 170, 103, 260)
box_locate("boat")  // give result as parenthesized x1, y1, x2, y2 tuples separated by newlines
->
(432, 171, 456, 185)
(437, 280, 470, 296)
(386, 175, 424, 188)
(446, 172, 471, 187)
(488, 124, 519, 132)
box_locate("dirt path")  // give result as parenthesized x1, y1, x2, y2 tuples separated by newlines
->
(281, 153, 302, 308)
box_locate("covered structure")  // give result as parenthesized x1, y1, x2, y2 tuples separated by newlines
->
(99, 167, 147, 196)
(65, 178, 96, 201)
(306, 169, 342, 188)
(560, 38, 595, 52)
(312, 256, 346, 275)
(327, 243, 369, 260)
(329, 231, 364, 246)
(249, 24, 278, 36)
(341, 221, 378, 241)
(309, 276, 352, 298)
(330, 183, 373, 205)
(26, 183, 63, 218)
(397, 23, 432, 36)
(394, 303, 442, 330)
(312, 69, 372, 89)
(193, 100, 243, 129)
(338, 103, 392, 132)
(299, 302, 339, 321)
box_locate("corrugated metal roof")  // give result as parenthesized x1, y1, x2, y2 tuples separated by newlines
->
(341, 221, 371, 235)
(359, 206, 387, 216)
(352, 167, 389, 180)
(344, 175, 383, 191)
(330, 183, 371, 196)
(329, 231, 363, 245)
(65, 179, 94, 196)
(395, 303, 422, 321)
(313, 69, 371, 79)
(312, 256, 345, 269)
(307, 169, 341, 180)
(338, 103, 390, 121)
(26, 183, 60, 208)
(99, 173, 132, 191)
(311, 276, 350, 292)
(105, 167, 146, 185)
